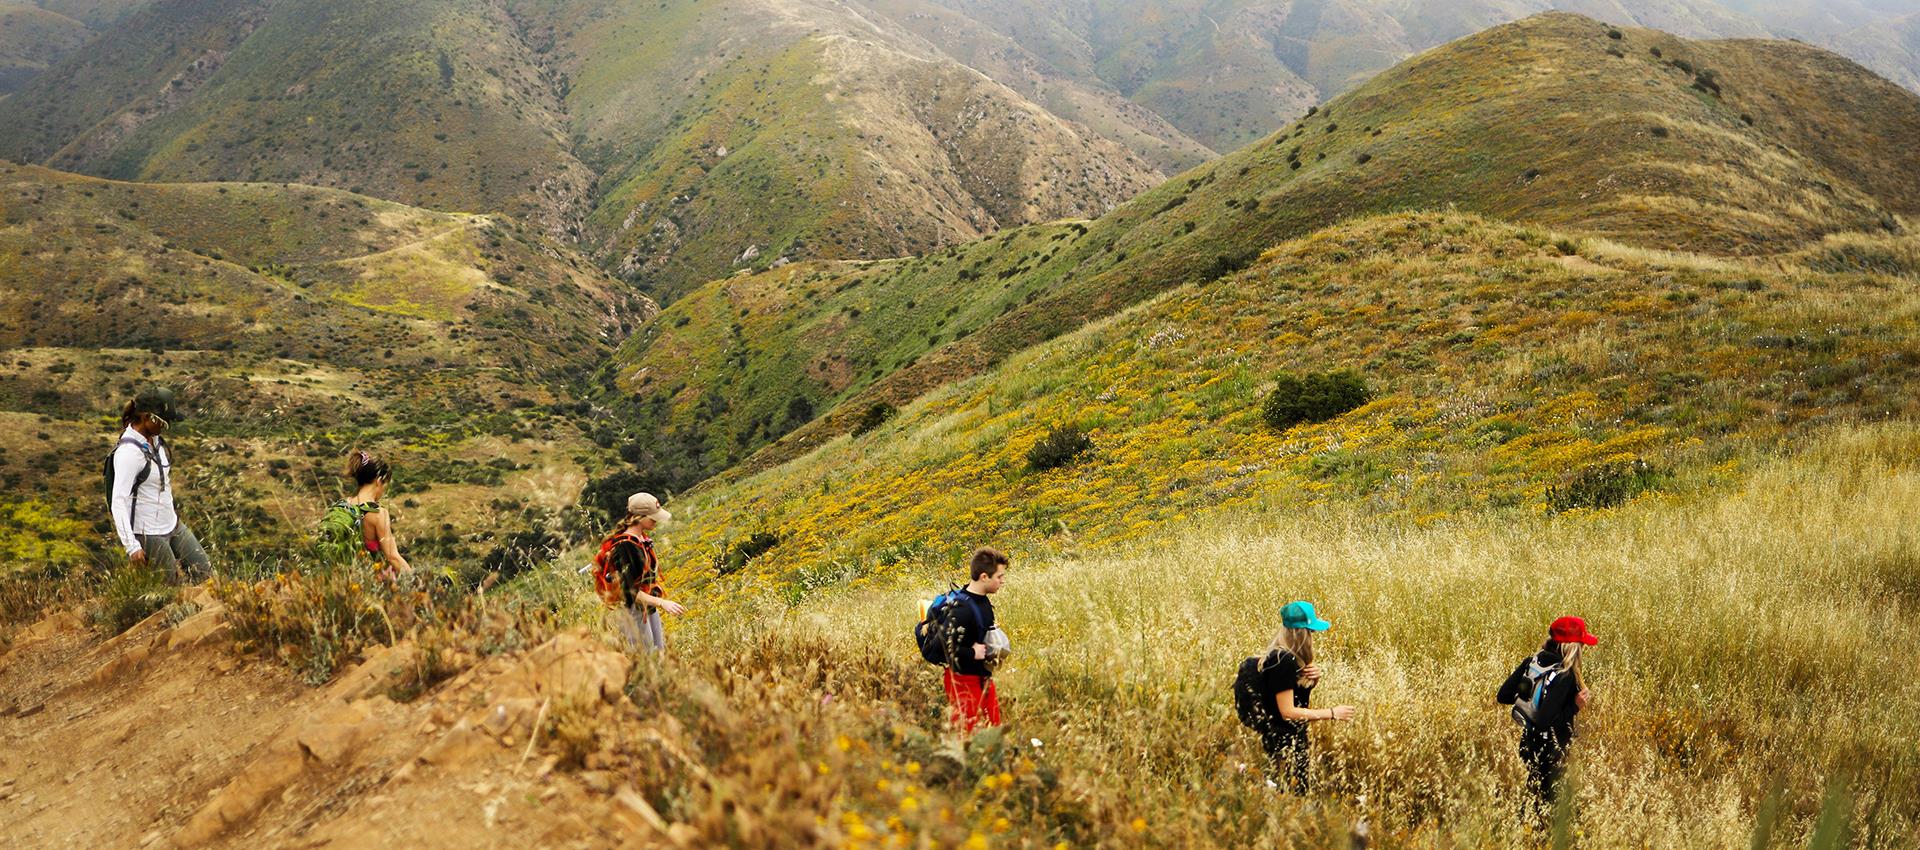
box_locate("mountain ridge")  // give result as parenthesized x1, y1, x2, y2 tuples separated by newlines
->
(607, 11, 1920, 492)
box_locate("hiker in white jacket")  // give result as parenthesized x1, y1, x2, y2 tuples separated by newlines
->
(108, 388, 208, 582)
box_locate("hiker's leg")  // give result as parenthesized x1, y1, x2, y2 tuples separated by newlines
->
(942, 670, 985, 733)
(1280, 738, 1309, 794)
(941, 670, 967, 731)
(979, 678, 1001, 728)
(170, 524, 211, 582)
(639, 608, 665, 653)
(140, 533, 181, 582)
(612, 606, 646, 650)
(1259, 730, 1306, 793)
(1519, 735, 1560, 820)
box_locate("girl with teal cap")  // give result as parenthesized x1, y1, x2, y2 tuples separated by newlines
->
(1232, 600, 1357, 793)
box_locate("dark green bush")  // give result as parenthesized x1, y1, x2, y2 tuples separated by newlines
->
(1547, 459, 1661, 512)
(1026, 425, 1093, 472)
(1262, 371, 1371, 431)
(716, 531, 783, 575)
(1203, 250, 1260, 282)
(852, 401, 897, 436)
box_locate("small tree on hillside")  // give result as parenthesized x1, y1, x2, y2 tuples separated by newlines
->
(852, 401, 896, 436)
(1263, 370, 1371, 431)
(1027, 425, 1094, 472)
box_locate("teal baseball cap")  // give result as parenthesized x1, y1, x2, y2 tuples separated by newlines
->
(1281, 600, 1331, 631)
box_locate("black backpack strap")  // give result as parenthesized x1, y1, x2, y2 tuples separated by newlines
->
(115, 436, 157, 519)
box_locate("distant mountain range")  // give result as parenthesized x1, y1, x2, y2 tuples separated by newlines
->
(2, 0, 1917, 305)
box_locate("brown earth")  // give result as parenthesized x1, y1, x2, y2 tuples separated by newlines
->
(0, 597, 659, 849)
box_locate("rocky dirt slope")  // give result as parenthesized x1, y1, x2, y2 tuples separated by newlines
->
(0, 599, 644, 849)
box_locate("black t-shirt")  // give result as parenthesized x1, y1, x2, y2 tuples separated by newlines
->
(943, 589, 996, 678)
(1236, 649, 1312, 738)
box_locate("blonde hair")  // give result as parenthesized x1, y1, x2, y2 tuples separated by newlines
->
(1258, 626, 1315, 671)
(1556, 641, 1586, 689)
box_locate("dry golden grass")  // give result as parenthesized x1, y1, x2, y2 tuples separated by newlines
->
(664, 422, 1920, 847)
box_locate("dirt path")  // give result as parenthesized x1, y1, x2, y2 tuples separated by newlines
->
(0, 599, 634, 849)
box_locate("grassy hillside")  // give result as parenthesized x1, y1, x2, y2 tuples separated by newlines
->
(509, 0, 1162, 302)
(0, 164, 650, 575)
(658, 211, 1920, 586)
(609, 12, 1920, 492)
(600, 221, 1091, 482)
(0, 0, 592, 234)
(0, 3, 88, 94)
(855, 0, 1219, 172)
(893, 0, 1918, 155)
(9, 425, 1914, 847)
(642, 423, 1920, 846)
(27, 0, 146, 26)
(0, 0, 1163, 303)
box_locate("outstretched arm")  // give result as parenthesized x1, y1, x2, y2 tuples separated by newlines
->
(1273, 690, 1355, 722)
(368, 509, 412, 574)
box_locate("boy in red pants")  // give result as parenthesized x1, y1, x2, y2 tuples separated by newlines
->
(942, 548, 1009, 733)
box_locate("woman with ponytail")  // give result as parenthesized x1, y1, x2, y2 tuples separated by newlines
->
(1232, 600, 1357, 793)
(317, 450, 412, 578)
(591, 492, 685, 653)
(1497, 616, 1597, 817)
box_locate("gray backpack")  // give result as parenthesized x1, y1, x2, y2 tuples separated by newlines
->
(1510, 657, 1561, 727)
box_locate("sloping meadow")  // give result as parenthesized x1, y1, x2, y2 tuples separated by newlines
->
(664, 212, 1920, 593)
(664, 421, 1920, 847)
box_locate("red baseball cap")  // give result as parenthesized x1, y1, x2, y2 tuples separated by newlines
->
(1549, 616, 1598, 646)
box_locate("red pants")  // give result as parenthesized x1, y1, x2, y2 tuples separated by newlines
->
(942, 670, 1001, 733)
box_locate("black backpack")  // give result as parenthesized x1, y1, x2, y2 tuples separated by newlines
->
(1510, 656, 1563, 728)
(914, 585, 981, 666)
(103, 436, 161, 517)
(1233, 656, 1268, 729)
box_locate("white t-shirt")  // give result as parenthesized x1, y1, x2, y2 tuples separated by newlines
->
(109, 427, 179, 554)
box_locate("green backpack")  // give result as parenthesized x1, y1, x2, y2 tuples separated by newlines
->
(316, 500, 376, 563)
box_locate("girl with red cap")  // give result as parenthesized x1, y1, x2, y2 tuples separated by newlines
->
(1497, 616, 1597, 817)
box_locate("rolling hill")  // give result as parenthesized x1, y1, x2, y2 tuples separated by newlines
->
(663, 209, 1920, 589)
(0, 163, 651, 571)
(0, 0, 595, 236)
(603, 12, 1920, 491)
(891, 0, 1919, 153)
(0, 3, 89, 95)
(0, 0, 1164, 303)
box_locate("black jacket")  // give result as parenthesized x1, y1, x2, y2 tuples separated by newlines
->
(942, 590, 995, 678)
(1497, 647, 1582, 747)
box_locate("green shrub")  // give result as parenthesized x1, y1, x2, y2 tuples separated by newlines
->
(1202, 250, 1260, 282)
(89, 566, 176, 635)
(1026, 425, 1093, 472)
(1547, 459, 1662, 512)
(1262, 370, 1371, 431)
(716, 531, 783, 576)
(218, 568, 398, 685)
(852, 401, 897, 437)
